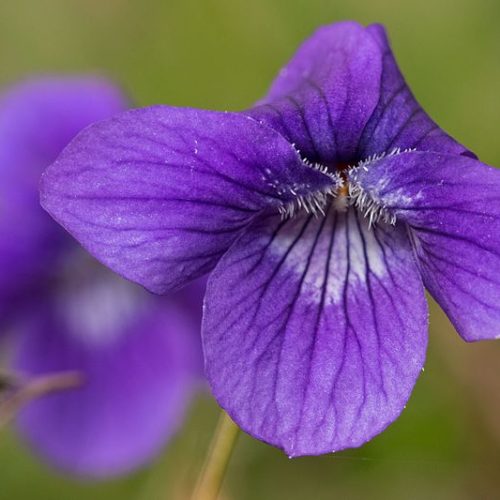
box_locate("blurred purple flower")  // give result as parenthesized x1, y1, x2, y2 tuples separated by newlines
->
(40, 22, 500, 456)
(0, 78, 202, 477)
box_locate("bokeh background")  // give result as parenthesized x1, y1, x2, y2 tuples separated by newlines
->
(1, 1, 499, 499)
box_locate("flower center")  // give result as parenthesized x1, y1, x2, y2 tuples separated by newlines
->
(332, 161, 351, 211)
(56, 269, 147, 346)
(279, 149, 411, 227)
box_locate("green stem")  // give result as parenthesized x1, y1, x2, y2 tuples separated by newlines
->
(191, 410, 240, 500)
(0, 371, 82, 428)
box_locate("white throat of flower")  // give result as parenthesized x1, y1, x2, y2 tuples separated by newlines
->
(59, 275, 146, 346)
(279, 147, 415, 228)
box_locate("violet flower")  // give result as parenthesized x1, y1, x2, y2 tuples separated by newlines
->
(0, 78, 201, 476)
(40, 22, 500, 457)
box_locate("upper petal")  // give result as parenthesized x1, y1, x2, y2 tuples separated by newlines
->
(41, 107, 334, 294)
(203, 207, 428, 456)
(350, 151, 500, 341)
(357, 24, 473, 158)
(13, 266, 201, 478)
(246, 22, 471, 164)
(0, 77, 125, 319)
(246, 21, 383, 164)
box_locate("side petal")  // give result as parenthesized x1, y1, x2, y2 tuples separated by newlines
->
(40, 107, 334, 294)
(13, 267, 201, 478)
(246, 21, 383, 164)
(357, 24, 473, 158)
(203, 208, 428, 456)
(350, 151, 500, 341)
(0, 77, 125, 319)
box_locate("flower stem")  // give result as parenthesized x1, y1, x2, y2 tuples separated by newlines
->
(191, 410, 240, 500)
(0, 371, 82, 428)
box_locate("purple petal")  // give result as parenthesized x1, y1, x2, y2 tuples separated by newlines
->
(350, 151, 500, 341)
(357, 24, 473, 158)
(14, 267, 201, 477)
(0, 77, 125, 318)
(246, 21, 383, 164)
(246, 22, 471, 164)
(41, 107, 334, 294)
(203, 208, 427, 456)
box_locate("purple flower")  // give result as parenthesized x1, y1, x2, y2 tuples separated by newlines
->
(0, 78, 201, 477)
(40, 22, 500, 457)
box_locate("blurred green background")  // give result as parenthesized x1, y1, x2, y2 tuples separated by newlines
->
(1, 1, 499, 499)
